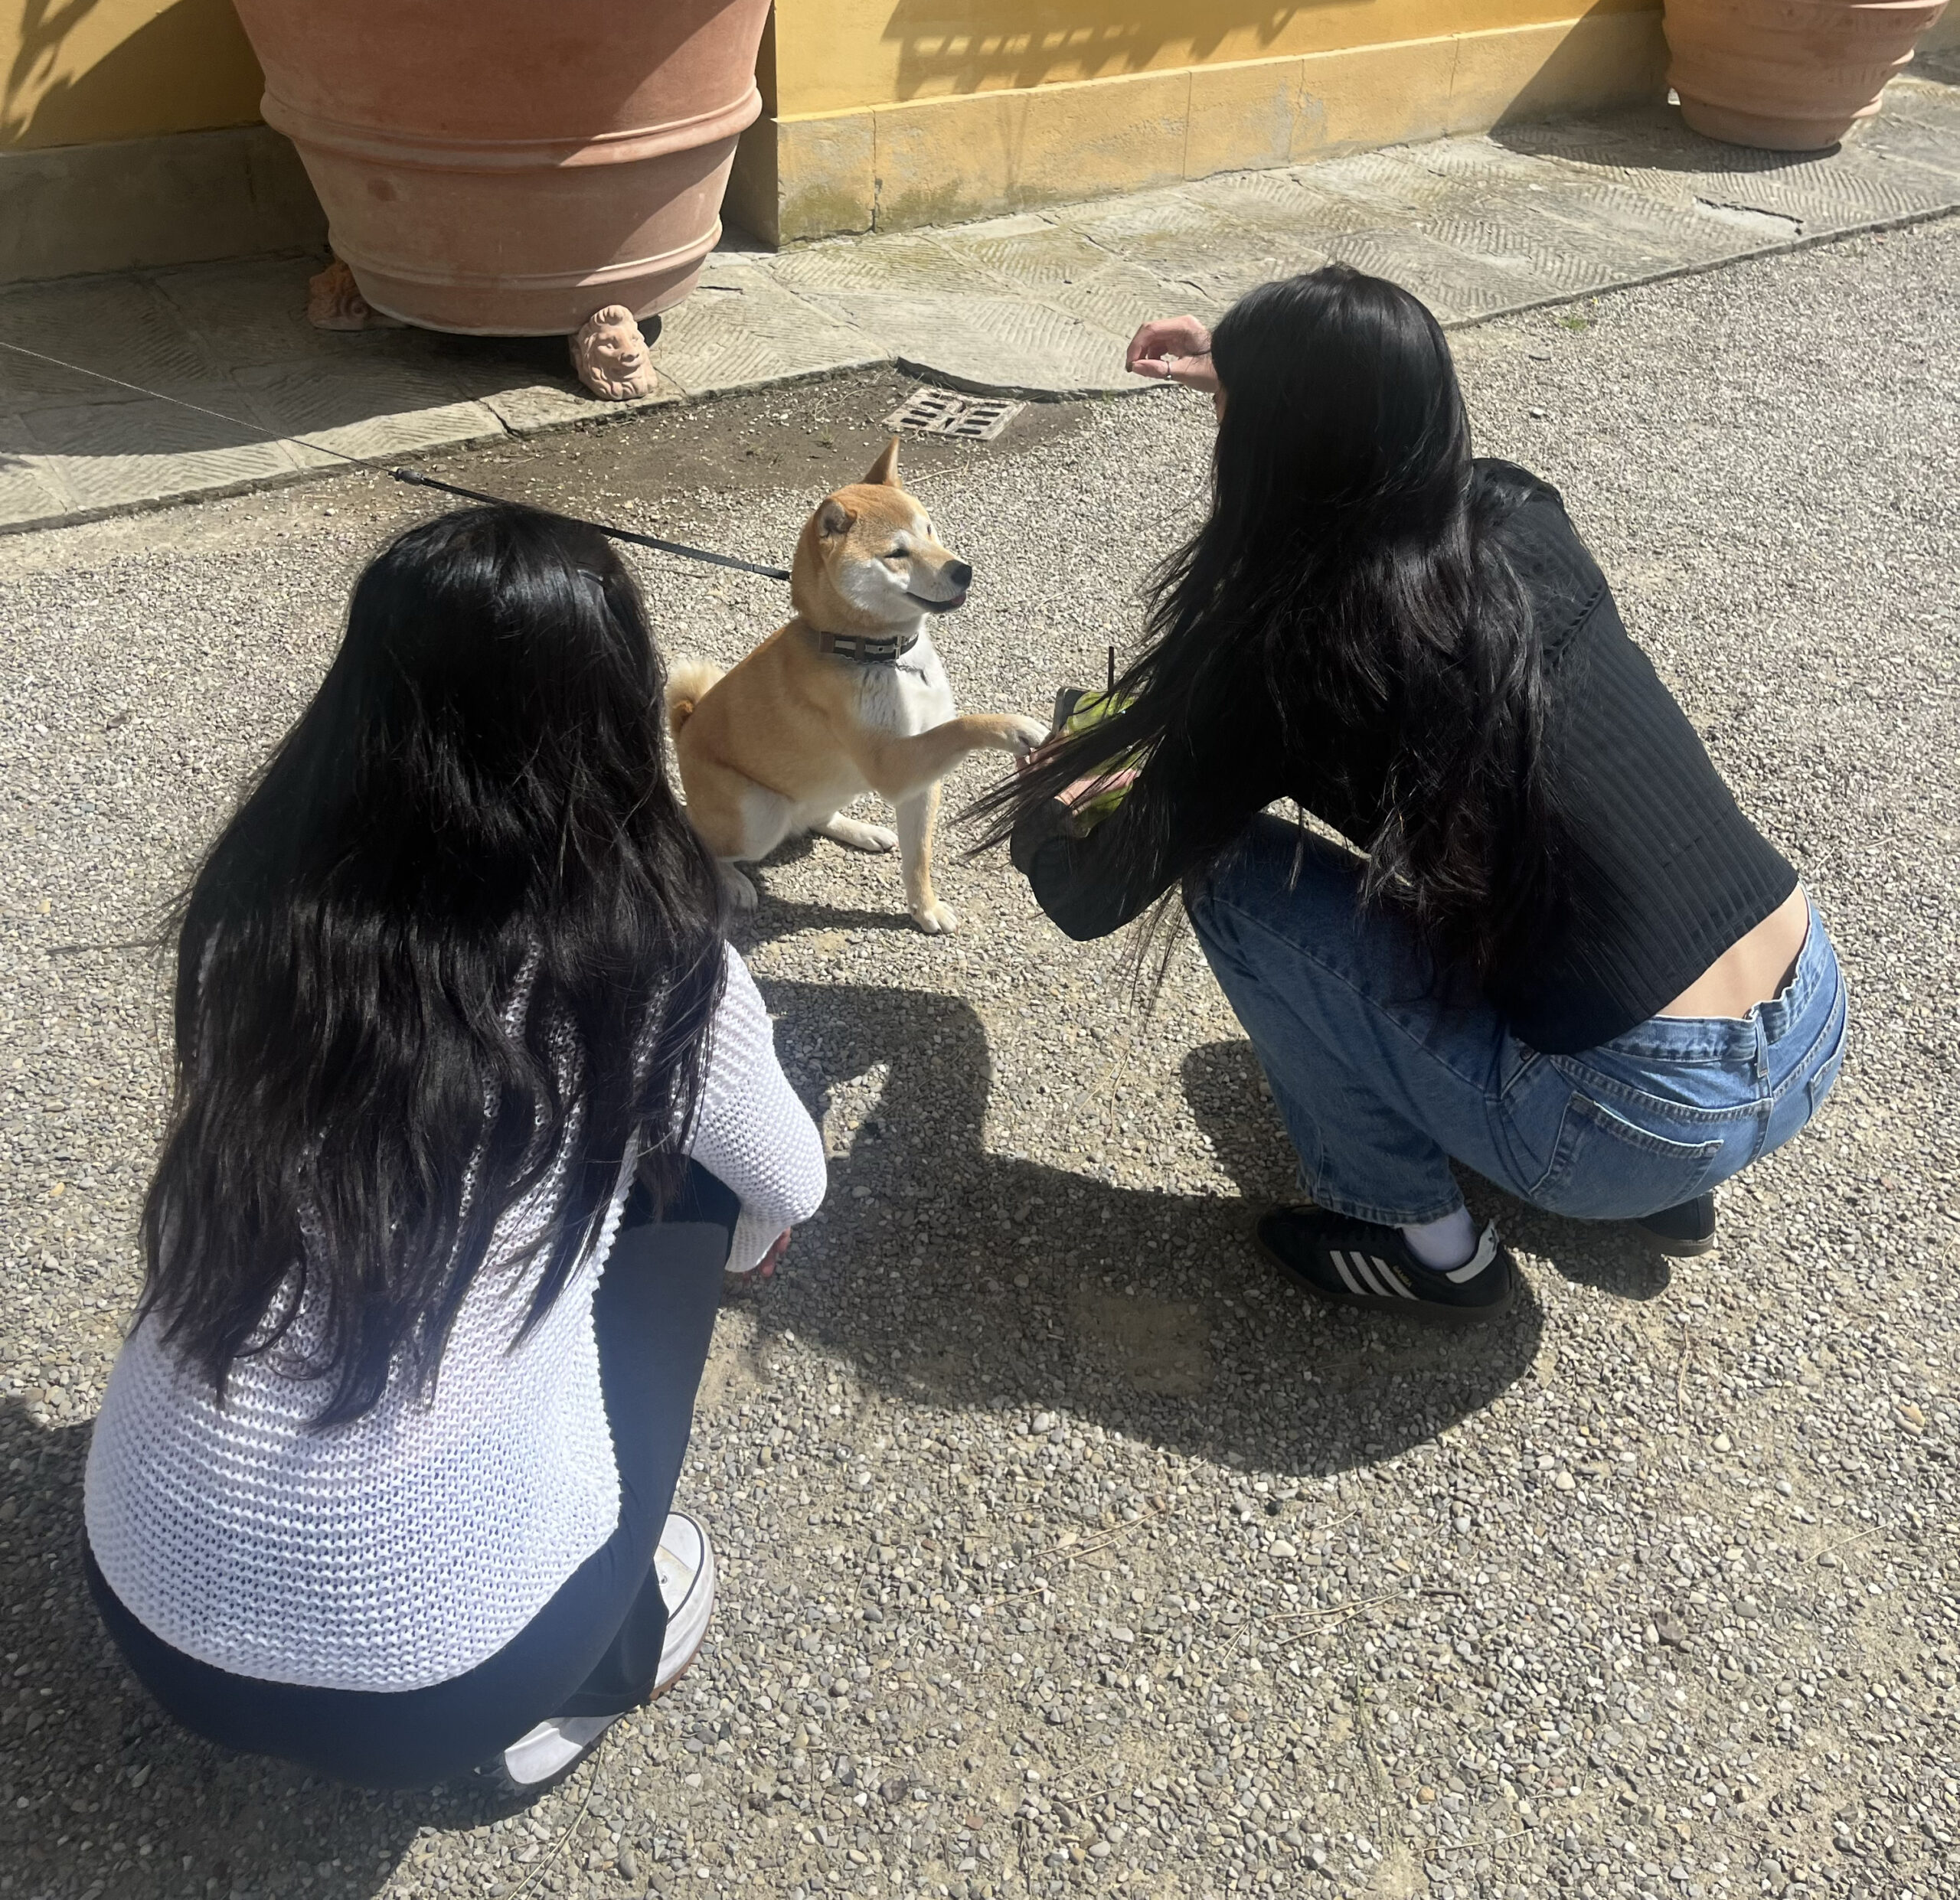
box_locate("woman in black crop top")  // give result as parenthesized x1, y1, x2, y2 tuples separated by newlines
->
(975, 267, 1845, 1324)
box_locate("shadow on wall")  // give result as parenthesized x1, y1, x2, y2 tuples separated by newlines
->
(3, 0, 264, 150)
(1491, 5, 1671, 130)
(879, 0, 1320, 101)
(875, 0, 1668, 110)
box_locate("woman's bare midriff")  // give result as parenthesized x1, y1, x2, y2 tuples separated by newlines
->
(1660, 884, 1811, 1020)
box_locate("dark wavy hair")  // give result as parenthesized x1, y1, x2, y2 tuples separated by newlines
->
(972, 264, 1553, 982)
(139, 505, 727, 1426)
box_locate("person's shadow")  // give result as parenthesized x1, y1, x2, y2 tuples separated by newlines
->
(743, 970, 1564, 1474)
(1179, 1035, 1675, 1304)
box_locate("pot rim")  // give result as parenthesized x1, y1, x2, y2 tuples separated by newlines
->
(263, 85, 762, 171)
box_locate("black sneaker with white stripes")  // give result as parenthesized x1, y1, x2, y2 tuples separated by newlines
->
(1256, 1206, 1514, 1326)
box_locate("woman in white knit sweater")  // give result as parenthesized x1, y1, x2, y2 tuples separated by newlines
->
(83, 505, 825, 1795)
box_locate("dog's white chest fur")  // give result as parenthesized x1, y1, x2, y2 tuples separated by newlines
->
(849, 631, 956, 735)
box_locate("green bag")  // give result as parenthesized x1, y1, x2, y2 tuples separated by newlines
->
(1047, 679, 1140, 834)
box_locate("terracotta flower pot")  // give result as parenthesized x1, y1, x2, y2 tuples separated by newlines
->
(231, 0, 773, 334)
(1664, 0, 1949, 150)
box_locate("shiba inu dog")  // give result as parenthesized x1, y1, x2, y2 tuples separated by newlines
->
(666, 439, 1046, 933)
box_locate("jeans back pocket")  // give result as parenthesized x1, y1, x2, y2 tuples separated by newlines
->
(1532, 1090, 1726, 1222)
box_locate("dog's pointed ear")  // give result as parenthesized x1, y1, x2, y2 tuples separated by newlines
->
(862, 436, 901, 488)
(817, 498, 855, 537)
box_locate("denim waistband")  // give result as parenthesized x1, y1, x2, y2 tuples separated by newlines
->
(1585, 903, 1837, 1065)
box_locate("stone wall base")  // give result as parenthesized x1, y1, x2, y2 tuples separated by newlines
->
(0, 124, 325, 287)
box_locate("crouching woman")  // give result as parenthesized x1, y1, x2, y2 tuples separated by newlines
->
(83, 507, 825, 1794)
(979, 267, 1846, 1321)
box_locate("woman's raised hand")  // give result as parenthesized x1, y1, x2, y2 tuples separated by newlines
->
(1125, 316, 1218, 392)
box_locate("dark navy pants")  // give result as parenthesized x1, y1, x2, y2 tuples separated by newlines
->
(85, 1162, 735, 1790)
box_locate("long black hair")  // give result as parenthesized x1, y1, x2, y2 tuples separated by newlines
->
(972, 265, 1553, 981)
(140, 505, 727, 1426)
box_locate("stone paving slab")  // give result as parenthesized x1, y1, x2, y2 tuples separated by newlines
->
(0, 418, 67, 521)
(1034, 260, 1223, 357)
(21, 393, 299, 514)
(656, 256, 887, 398)
(0, 67, 1956, 534)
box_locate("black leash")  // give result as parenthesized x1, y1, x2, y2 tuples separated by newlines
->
(386, 468, 791, 579)
(0, 336, 793, 582)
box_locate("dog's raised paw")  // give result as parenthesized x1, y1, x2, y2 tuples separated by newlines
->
(720, 865, 760, 910)
(1002, 714, 1050, 758)
(910, 901, 959, 935)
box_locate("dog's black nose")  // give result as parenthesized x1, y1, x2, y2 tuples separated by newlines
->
(946, 561, 973, 589)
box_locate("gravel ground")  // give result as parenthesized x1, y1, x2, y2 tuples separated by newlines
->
(2, 219, 1957, 1900)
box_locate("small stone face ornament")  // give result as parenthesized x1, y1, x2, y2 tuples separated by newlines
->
(305, 258, 403, 331)
(570, 305, 659, 401)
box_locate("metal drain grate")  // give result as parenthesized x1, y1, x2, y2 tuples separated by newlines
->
(885, 387, 1025, 441)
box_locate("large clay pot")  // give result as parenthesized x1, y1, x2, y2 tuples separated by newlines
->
(1664, 0, 1949, 149)
(230, 0, 773, 334)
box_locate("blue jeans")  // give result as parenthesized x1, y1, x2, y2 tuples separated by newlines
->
(1188, 816, 1847, 1228)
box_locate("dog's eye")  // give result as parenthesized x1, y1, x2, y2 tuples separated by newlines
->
(884, 549, 906, 563)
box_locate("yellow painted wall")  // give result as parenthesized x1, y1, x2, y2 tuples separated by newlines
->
(732, 8, 1673, 241)
(2, 0, 264, 149)
(8, 0, 1951, 209)
(769, 0, 1657, 118)
(9, 0, 1951, 155)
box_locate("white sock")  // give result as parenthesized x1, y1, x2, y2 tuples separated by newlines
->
(1400, 1206, 1477, 1271)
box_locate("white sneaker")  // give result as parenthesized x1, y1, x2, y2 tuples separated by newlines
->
(484, 1513, 716, 1797)
(496, 1710, 617, 1791)
(651, 1510, 715, 1693)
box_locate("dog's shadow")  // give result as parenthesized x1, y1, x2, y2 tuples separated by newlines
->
(727, 830, 928, 935)
(740, 895, 920, 936)
(746, 980, 1578, 1477)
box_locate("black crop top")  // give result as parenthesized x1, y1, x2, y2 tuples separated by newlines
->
(1011, 460, 1797, 1054)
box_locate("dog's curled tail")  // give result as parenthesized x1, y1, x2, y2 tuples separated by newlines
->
(665, 658, 724, 739)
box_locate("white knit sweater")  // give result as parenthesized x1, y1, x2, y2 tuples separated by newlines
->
(83, 945, 824, 1693)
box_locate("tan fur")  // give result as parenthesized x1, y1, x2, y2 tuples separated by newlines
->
(665, 439, 1044, 933)
(665, 658, 724, 739)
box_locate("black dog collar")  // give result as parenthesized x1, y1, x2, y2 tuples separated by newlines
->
(816, 629, 922, 667)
